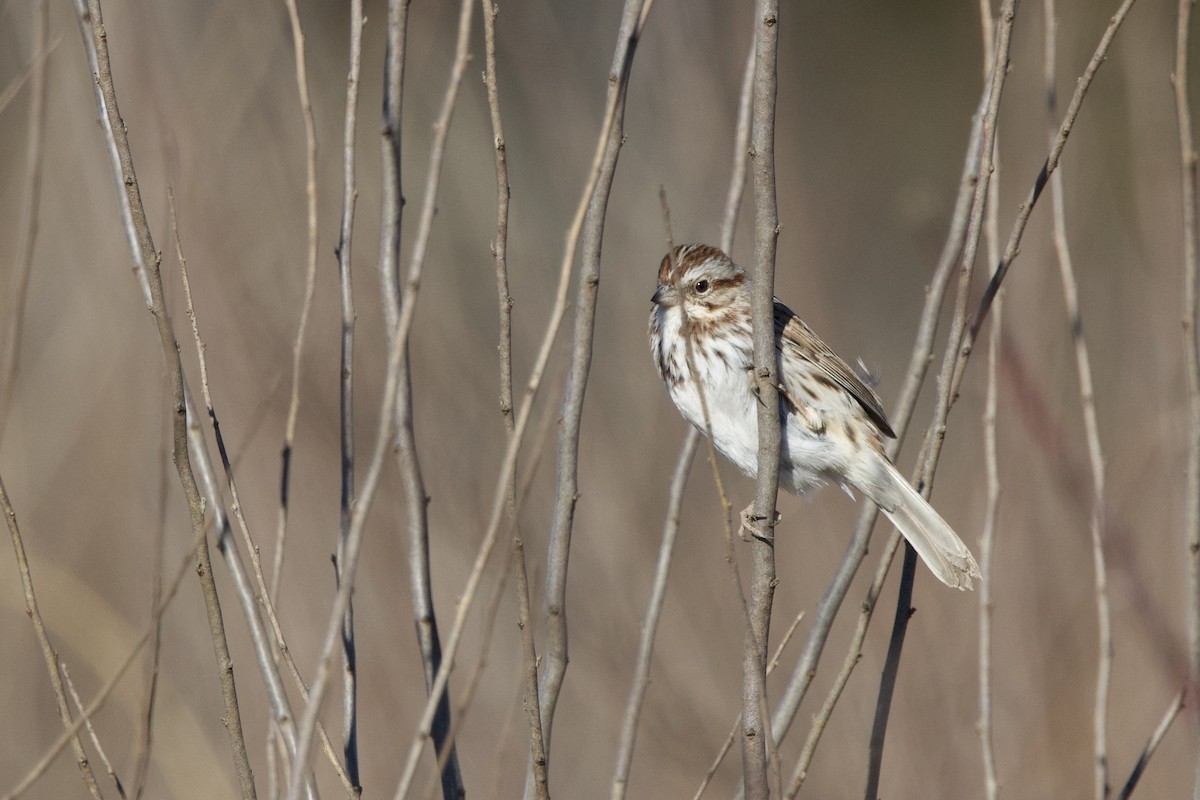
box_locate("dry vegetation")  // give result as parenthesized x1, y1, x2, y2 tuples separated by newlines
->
(0, 0, 1197, 798)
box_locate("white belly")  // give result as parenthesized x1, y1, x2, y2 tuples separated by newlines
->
(661, 333, 847, 496)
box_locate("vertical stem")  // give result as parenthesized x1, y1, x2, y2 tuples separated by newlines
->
(392, 1, 476, 795)
(978, 2, 1002, 796)
(1045, 1, 1111, 795)
(866, 3, 1016, 794)
(479, 0, 548, 795)
(745, 2, 781, 798)
(335, 0, 365, 789)
(539, 0, 649, 770)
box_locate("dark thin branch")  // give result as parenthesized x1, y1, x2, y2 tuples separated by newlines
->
(393, 2, 475, 797)
(1115, 688, 1186, 800)
(335, 0, 365, 790)
(274, 0, 322, 626)
(865, 4, 1016, 796)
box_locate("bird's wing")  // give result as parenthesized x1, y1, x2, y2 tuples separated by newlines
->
(773, 301, 896, 438)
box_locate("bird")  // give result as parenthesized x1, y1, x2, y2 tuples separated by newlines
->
(648, 243, 980, 590)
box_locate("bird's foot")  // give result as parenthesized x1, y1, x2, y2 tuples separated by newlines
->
(738, 503, 780, 543)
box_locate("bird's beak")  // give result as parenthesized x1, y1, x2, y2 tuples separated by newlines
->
(651, 286, 666, 306)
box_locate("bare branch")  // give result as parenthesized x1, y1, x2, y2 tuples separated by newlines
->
(743, 3, 781, 797)
(978, 2, 1002, 795)
(766, 79, 990, 753)
(978, 287, 1002, 800)
(784, 507, 910, 799)
(3, 524, 206, 800)
(479, 1, 546, 795)
(334, 0, 365, 790)
(1115, 688, 1186, 800)
(610, 429, 700, 800)
(1044, 2, 1112, 795)
(616, 60, 756, 785)
(965, 0, 1139, 351)
(72, 2, 256, 795)
(274, 0, 322, 616)
(173, 201, 344, 800)
(1, 471, 103, 799)
(61, 663, 126, 799)
(391, 2, 476, 796)
(131, 405, 170, 800)
(539, 0, 651, 772)
(863, 8, 1016, 795)
(693, 609, 805, 800)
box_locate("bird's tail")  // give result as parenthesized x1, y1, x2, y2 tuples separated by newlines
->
(858, 455, 981, 590)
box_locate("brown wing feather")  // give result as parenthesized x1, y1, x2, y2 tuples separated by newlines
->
(774, 301, 896, 438)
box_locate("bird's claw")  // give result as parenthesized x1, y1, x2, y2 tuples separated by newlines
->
(738, 503, 780, 543)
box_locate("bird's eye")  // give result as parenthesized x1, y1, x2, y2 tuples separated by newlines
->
(694, 279, 711, 294)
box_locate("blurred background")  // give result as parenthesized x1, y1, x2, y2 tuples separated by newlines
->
(1, 0, 1197, 797)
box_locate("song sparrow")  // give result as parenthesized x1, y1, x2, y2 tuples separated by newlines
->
(648, 244, 980, 590)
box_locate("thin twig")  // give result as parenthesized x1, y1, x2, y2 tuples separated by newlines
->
(765, 80, 991, 755)
(1174, 0, 1200, 793)
(131, 399, 170, 800)
(390, 2, 476, 797)
(420, 380, 560, 800)
(61, 663, 126, 799)
(692, 609, 806, 800)
(72, 2, 256, 795)
(784, 513, 908, 798)
(1115, 688, 1187, 800)
(978, 293, 1002, 800)
(538, 0, 651, 773)
(418, 558, 515, 800)
(965, 0, 1140, 355)
(1044, 2, 1112, 795)
(744, 2, 781, 797)
(3, 522, 206, 800)
(615, 89, 754, 784)
(978, 2, 1002, 796)
(719, 41, 756, 253)
(274, 0, 322, 612)
(0, 0, 49, 447)
(173, 201, 340, 800)
(285, 2, 479, 793)
(480, 1, 545, 795)
(334, 0, 364, 790)
(610, 429, 700, 800)
(1, 471, 103, 799)
(864, 4, 1015, 794)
